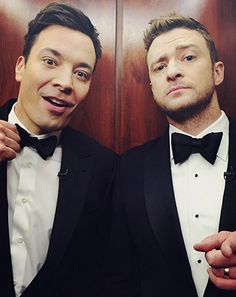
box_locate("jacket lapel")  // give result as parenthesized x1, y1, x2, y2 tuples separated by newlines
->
(0, 99, 17, 296)
(0, 161, 15, 297)
(144, 130, 197, 296)
(0, 98, 16, 119)
(23, 128, 95, 295)
(46, 129, 94, 267)
(219, 120, 236, 231)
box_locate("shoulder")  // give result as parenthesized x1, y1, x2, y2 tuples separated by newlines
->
(62, 128, 119, 184)
(123, 139, 157, 157)
(118, 138, 161, 173)
(0, 98, 16, 119)
(229, 118, 236, 130)
(121, 132, 168, 162)
(118, 130, 169, 173)
(62, 126, 118, 160)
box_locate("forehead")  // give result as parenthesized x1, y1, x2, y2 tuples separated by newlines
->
(30, 25, 96, 65)
(147, 28, 209, 61)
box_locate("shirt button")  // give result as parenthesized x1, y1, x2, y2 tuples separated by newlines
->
(197, 259, 202, 263)
(16, 238, 24, 244)
(194, 173, 198, 177)
(25, 161, 32, 168)
(195, 214, 199, 218)
(21, 198, 28, 204)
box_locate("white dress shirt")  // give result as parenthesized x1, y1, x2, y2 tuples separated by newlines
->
(169, 111, 229, 297)
(7, 105, 62, 296)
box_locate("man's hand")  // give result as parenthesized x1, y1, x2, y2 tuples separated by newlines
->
(0, 120, 20, 161)
(194, 231, 236, 290)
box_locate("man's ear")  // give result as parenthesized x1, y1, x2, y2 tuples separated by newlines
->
(214, 61, 224, 86)
(15, 56, 26, 82)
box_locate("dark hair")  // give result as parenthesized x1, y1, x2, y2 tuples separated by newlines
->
(143, 12, 218, 64)
(23, 2, 102, 69)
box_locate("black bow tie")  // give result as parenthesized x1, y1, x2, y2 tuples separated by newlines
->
(171, 132, 223, 165)
(16, 124, 57, 160)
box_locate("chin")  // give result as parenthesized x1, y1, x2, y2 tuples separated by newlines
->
(166, 104, 210, 124)
(39, 124, 60, 134)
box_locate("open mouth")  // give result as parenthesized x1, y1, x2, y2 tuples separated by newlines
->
(43, 96, 74, 108)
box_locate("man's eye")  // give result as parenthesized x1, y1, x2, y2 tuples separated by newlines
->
(184, 55, 194, 61)
(75, 70, 90, 81)
(154, 64, 165, 72)
(43, 58, 56, 66)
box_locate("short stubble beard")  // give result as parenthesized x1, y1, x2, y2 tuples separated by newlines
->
(157, 84, 215, 124)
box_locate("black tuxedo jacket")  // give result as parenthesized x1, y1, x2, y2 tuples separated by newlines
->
(104, 120, 236, 297)
(0, 99, 118, 297)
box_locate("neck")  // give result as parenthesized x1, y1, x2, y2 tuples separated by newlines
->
(14, 101, 41, 135)
(167, 96, 221, 136)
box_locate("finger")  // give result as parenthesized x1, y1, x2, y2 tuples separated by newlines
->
(0, 130, 20, 152)
(0, 143, 18, 161)
(4, 128, 20, 143)
(0, 122, 20, 142)
(206, 249, 236, 268)
(221, 232, 236, 257)
(211, 267, 236, 279)
(208, 268, 236, 290)
(4, 137, 20, 152)
(0, 123, 20, 161)
(0, 120, 19, 133)
(194, 231, 231, 252)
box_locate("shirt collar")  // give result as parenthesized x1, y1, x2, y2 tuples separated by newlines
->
(8, 103, 62, 142)
(169, 111, 229, 162)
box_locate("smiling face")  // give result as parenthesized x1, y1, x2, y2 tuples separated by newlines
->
(147, 28, 224, 124)
(15, 25, 96, 134)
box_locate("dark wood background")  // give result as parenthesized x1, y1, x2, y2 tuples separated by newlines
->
(0, 0, 235, 153)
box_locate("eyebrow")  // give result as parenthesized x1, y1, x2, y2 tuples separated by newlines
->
(150, 43, 201, 70)
(175, 43, 201, 52)
(150, 55, 167, 71)
(40, 47, 61, 57)
(39, 47, 94, 72)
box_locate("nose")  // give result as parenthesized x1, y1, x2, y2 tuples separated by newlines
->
(167, 61, 183, 81)
(52, 70, 73, 95)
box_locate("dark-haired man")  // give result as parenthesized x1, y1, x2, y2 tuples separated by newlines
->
(104, 13, 236, 297)
(0, 3, 117, 297)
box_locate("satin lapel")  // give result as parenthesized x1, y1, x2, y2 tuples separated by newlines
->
(219, 120, 236, 231)
(47, 135, 94, 265)
(0, 98, 16, 119)
(0, 99, 18, 296)
(144, 131, 197, 296)
(24, 129, 94, 293)
(0, 161, 15, 296)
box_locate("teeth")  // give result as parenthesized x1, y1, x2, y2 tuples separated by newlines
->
(46, 97, 67, 107)
(50, 98, 65, 106)
(43, 96, 74, 108)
